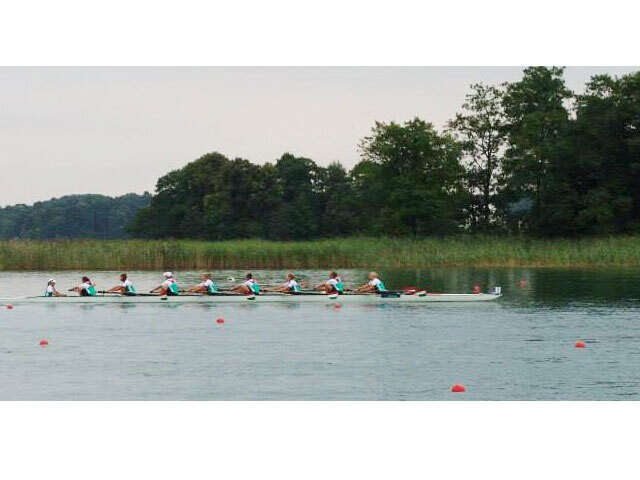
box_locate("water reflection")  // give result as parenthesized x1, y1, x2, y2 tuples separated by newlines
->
(379, 267, 640, 307)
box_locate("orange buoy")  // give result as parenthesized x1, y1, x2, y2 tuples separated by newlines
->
(451, 383, 466, 393)
(39, 339, 49, 346)
(472, 284, 480, 294)
(216, 317, 225, 324)
(6, 304, 13, 310)
(575, 340, 586, 348)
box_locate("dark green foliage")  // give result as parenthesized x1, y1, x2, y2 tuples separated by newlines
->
(8, 67, 639, 241)
(356, 118, 465, 235)
(448, 84, 506, 232)
(131, 152, 359, 240)
(0, 193, 150, 239)
(567, 73, 640, 234)
(132, 119, 466, 239)
(500, 67, 573, 235)
(273, 153, 320, 239)
(131, 68, 640, 240)
(316, 162, 359, 236)
(498, 68, 640, 237)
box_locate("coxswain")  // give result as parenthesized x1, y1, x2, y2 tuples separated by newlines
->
(45, 278, 66, 297)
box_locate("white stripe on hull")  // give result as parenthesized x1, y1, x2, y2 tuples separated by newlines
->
(1, 292, 502, 305)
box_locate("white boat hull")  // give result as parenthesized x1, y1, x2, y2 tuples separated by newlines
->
(1, 291, 502, 305)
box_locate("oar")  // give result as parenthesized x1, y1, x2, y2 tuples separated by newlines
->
(98, 290, 168, 297)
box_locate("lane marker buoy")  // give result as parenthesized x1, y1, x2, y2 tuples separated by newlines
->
(39, 339, 49, 346)
(451, 383, 466, 393)
(575, 340, 586, 348)
(334, 303, 342, 310)
(6, 304, 14, 310)
(216, 317, 225, 324)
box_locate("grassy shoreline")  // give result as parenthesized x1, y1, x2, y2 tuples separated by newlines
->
(1, 237, 640, 270)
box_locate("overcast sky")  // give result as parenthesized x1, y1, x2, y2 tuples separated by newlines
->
(0, 66, 636, 206)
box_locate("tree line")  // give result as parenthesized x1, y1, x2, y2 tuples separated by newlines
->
(3, 67, 637, 241)
(132, 67, 640, 239)
(0, 193, 151, 239)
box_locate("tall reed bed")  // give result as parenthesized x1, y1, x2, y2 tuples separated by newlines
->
(1, 237, 640, 270)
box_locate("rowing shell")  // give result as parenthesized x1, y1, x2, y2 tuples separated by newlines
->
(1, 290, 502, 305)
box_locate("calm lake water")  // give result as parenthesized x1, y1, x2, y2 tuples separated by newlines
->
(1, 268, 639, 400)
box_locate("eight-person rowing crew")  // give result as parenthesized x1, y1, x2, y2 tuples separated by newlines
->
(42, 271, 388, 297)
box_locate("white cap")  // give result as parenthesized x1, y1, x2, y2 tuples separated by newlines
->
(48, 278, 56, 283)
(163, 272, 173, 278)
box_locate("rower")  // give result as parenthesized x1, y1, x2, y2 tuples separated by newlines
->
(315, 271, 344, 295)
(150, 272, 179, 296)
(106, 273, 137, 295)
(355, 272, 387, 293)
(45, 279, 66, 297)
(69, 276, 97, 296)
(185, 273, 218, 295)
(272, 273, 301, 293)
(231, 273, 261, 295)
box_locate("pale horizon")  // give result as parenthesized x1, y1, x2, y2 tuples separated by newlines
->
(1, 66, 636, 207)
